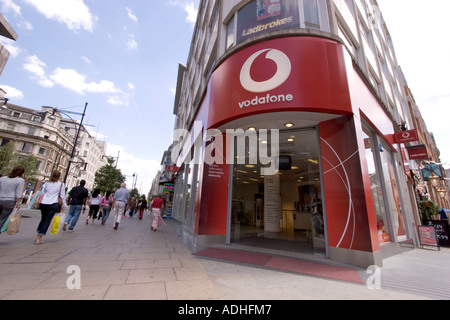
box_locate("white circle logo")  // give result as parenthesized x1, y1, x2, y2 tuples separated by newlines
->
(402, 132, 411, 139)
(240, 49, 292, 93)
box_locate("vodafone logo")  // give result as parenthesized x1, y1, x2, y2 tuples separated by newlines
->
(238, 48, 294, 109)
(240, 49, 292, 93)
(402, 132, 411, 139)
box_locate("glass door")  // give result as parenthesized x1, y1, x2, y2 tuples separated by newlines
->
(230, 128, 326, 255)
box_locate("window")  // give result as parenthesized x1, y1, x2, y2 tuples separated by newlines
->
(0, 139, 10, 146)
(226, 15, 235, 49)
(38, 147, 46, 155)
(236, 0, 300, 44)
(303, 0, 320, 29)
(22, 142, 33, 152)
(363, 127, 390, 244)
(362, 123, 408, 244)
(27, 127, 36, 135)
(11, 111, 21, 118)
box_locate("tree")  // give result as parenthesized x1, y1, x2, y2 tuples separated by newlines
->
(130, 188, 140, 198)
(94, 158, 125, 193)
(17, 155, 39, 181)
(0, 141, 16, 175)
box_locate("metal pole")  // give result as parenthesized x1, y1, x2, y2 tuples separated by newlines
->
(64, 102, 88, 185)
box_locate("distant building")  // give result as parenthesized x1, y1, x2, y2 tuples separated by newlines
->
(150, 144, 176, 201)
(0, 104, 107, 195)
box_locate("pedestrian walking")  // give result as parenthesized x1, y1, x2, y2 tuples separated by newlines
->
(35, 170, 66, 245)
(86, 188, 102, 224)
(63, 179, 89, 232)
(0, 166, 25, 236)
(112, 183, 130, 230)
(138, 195, 147, 220)
(127, 197, 137, 217)
(100, 190, 114, 225)
(150, 194, 165, 232)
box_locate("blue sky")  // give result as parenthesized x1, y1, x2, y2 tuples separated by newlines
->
(0, 0, 200, 193)
(0, 0, 449, 194)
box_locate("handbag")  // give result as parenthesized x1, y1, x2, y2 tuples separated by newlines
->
(51, 214, 62, 235)
(7, 208, 21, 235)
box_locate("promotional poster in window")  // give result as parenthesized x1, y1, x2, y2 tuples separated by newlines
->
(237, 0, 300, 43)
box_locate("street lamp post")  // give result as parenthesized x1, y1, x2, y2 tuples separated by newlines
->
(47, 103, 88, 184)
(63, 102, 88, 184)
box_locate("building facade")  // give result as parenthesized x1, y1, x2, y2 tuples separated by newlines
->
(0, 104, 107, 195)
(0, 13, 17, 78)
(170, 0, 447, 267)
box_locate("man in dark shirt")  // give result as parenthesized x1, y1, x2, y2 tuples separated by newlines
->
(63, 180, 89, 232)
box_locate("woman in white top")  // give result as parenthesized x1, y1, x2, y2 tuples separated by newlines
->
(35, 170, 66, 245)
(86, 188, 102, 224)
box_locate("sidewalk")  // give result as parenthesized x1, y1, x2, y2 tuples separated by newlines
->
(0, 207, 448, 300)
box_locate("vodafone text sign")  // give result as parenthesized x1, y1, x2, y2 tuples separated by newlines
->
(208, 37, 352, 128)
(394, 129, 419, 144)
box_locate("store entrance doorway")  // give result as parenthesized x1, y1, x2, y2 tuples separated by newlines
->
(229, 128, 327, 255)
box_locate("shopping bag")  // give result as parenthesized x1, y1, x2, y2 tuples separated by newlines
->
(34, 194, 44, 209)
(51, 214, 61, 235)
(1, 217, 9, 233)
(6, 210, 21, 235)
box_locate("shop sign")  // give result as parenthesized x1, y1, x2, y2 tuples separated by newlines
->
(167, 166, 179, 173)
(424, 220, 450, 247)
(406, 145, 429, 160)
(164, 183, 174, 192)
(394, 129, 419, 144)
(418, 225, 439, 250)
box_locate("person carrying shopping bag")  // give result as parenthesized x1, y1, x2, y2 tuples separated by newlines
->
(0, 166, 25, 237)
(35, 170, 66, 245)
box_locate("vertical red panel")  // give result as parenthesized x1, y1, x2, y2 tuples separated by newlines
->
(197, 134, 230, 236)
(320, 115, 379, 252)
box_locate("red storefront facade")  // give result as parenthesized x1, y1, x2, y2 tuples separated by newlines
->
(172, 35, 416, 268)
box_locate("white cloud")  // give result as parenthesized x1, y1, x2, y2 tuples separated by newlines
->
(128, 83, 135, 90)
(22, 55, 130, 106)
(126, 7, 138, 23)
(81, 56, 92, 65)
(0, 84, 24, 100)
(23, 55, 55, 88)
(2, 38, 21, 58)
(127, 37, 138, 51)
(106, 143, 161, 194)
(169, 1, 198, 26)
(184, 2, 198, 25)
(23, 0, 97, 32)
(0, 0, 21, 16)
(49, 68, 120, 95)
(18, 20, 33, 30)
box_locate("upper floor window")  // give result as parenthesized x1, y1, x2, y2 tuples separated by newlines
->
(227, 0, 328, 47)
(303, 0, 320, 29)
(22, 142, 33, 152)
(237, 0, 300, 44)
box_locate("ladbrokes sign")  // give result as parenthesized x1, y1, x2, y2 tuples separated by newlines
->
(207, 37, 352, 128)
